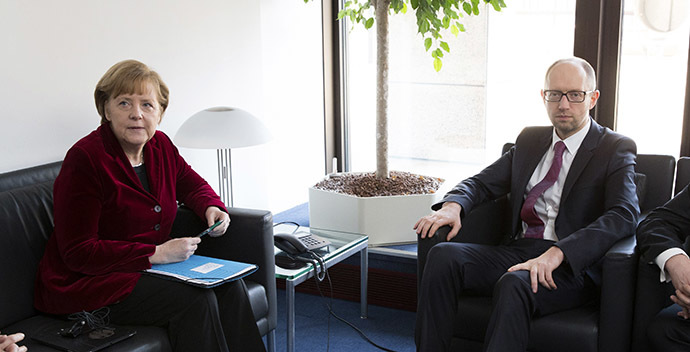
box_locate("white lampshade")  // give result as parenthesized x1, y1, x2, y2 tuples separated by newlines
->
(174, 107, 271, 207)
(174, 107, 271, 149)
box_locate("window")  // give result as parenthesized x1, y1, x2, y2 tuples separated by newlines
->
(615, 0, 690, 158)
(343, 0, 576, 184)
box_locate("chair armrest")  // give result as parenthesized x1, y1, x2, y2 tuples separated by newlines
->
(598, 235, 637, 352)
(417, 227, 447, 291)
(170, 206, 277, 332)
(416, 197, 509, 290)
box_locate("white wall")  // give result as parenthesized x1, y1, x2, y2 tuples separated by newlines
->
(0, 0, 325, 213)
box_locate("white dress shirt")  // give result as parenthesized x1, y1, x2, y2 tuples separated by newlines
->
(521, 119, 591, 241)
(655, 248, 690, 282)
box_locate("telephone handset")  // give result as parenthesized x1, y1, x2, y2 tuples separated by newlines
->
(274, 231, 331, 255)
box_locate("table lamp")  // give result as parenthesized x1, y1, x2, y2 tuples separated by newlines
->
(174, 107, 271, 207)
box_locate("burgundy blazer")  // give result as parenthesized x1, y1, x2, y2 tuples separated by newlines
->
(34, 124, 225, 314)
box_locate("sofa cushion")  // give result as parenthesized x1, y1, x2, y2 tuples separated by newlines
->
(0, 181, 54, 327)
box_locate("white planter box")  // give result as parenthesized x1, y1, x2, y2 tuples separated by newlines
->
(308, 185, 444, 246)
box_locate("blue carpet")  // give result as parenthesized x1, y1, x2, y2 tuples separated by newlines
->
(273, 203, 310, 227)
(272, 288, 416, 351)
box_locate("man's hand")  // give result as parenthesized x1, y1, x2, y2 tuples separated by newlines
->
(205, 206, 230, 237)
(665, 254, 690, 319)
(508, 246, 565, 293)
(0, 332, 27, 352)
(149, 237, 201, 264)
(414, 202, 462, 241)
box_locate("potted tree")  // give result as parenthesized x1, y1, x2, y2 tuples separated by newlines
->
(306, 0, 506, 245)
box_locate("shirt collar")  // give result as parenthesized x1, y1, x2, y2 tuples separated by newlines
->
(552, 117, 590, 155)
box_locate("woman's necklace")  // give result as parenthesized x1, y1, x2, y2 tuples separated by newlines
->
(132, 152, 144, 167)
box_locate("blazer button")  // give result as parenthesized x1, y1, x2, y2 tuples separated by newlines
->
(154, 205, 162, 213)
(154, 224, 161, 231)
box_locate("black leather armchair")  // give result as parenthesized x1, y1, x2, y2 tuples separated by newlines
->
(631, 156, 689, 352)
(0, 162, 277, 352)
(674, 156, 690, 195)
(417, 152, 675, 352)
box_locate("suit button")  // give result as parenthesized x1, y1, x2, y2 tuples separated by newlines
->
(154, 224, 161, 231)
(154, 205, 162, 213)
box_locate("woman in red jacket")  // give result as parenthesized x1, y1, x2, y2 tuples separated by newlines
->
(34, 60, 265, 352)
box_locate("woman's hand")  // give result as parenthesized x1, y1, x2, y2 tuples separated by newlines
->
(205, 206, 230, 237)
(0, 332, 27, 352)
(149, 237, 201, 264)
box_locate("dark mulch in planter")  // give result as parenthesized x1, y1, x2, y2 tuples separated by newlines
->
(313, 171, 444, 197)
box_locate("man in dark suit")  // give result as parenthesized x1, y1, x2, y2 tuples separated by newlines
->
(414, 57, 640, 352)
(635, 188, 690, 351)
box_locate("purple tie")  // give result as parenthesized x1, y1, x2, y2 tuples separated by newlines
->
(520, 141, 566, 239)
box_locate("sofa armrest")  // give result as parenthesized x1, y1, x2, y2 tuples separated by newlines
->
(170, 206, 277, 333)
(598, 235, 637, 352)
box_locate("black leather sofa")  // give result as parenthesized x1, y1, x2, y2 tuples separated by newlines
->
(0, 162, 277, 352)
(417, 153, 676, 352)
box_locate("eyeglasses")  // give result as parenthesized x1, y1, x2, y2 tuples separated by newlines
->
(543, 90, 593, 103)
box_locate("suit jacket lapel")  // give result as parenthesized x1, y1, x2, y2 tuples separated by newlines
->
(510, 130, 552, 236)
(561, 119, 602, 202)
(144, 137, 161, 198)
(515, 132, 552, 199)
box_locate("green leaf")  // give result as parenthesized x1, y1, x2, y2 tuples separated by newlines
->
(411, 0, 419, 9)
(442, 15, 450, 28)
(435, 48, 444, 58)
(434, 57, 443, 72)
(402, 2, 408, 14)
(440, 41, 450, 52)
(462, 2, 472, 15)
(451, 24, 459, 36)
(458, 23, 466, 32)
(420, 18, 430, 33)
(424, 37, 432, 51)
(472, 0, 480, 15)
(365, 17, 374, 29)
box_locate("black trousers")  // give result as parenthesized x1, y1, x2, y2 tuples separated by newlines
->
(415, 239, 596, 352)
(107, 275, 265, 352)
(632, 260, 690, 352)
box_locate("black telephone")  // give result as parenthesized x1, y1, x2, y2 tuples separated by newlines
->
(274, 231, 331, 255)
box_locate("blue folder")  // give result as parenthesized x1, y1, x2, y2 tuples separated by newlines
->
(145, 255, 257, 288)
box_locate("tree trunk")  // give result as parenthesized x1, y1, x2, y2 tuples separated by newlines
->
(375, 0, 390, 179)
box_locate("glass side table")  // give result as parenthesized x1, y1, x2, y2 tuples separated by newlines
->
(274, 225, 368, 352)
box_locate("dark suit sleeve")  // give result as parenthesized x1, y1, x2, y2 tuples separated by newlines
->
(433, 145, 515, 216)
(555, 136, 639, 275)
(637, 185, 690, 264)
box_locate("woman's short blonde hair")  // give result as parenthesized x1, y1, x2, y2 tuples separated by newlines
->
(94, 60, 169, 124)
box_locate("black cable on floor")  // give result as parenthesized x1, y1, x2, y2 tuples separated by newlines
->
(312, 264, 398, 352)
